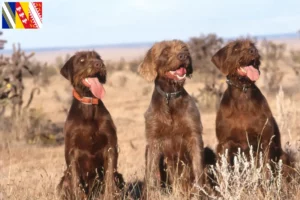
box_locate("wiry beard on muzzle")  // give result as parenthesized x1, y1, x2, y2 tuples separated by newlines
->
(73, 65, 106, 86)
(239, 54, 260, 66)
(165, 75, 186, 87)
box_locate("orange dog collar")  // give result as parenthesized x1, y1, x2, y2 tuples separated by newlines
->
(73, 89, 99, 105)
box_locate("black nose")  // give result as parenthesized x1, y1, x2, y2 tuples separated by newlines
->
(249, 48, 256, 54)
(177, 53, 188, 61)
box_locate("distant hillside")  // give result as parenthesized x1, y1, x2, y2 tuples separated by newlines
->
(1, 32, 299, 54)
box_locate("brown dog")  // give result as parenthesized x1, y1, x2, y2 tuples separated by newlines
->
(211, 39, 293, 175)
(138, 40, 212, 196)
(57, 51, 124, 199)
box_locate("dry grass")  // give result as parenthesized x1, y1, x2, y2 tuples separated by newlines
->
(208, 148, 300, 200)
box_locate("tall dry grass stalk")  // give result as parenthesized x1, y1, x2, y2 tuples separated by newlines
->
(275, 86, 298, 138)
(275, 86, 299, 165)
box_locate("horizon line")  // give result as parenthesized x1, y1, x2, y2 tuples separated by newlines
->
(1, 32, 299, 54)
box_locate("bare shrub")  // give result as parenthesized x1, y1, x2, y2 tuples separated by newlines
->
(55, 54, 71, 71)
(0, 43, 41, 116)
(260, 40, 286, 92)
(188, 34, 225, 110)
(276, 86, 299, 135)
(104, 58, 127, 73)
(128, 57, 143, 73)
(0, 108, 63, 146)
(104, 60, 115, 73)
(30, 54, 70, 87)
(285, 49, 300, 77)
(0, 34, 63, 146)
(193, 80, 226, 111)
(188, 33, 223, 76)
(116, 57, 126, 71)
(26, 62, 53, 86)
(275, 86, 300, 166)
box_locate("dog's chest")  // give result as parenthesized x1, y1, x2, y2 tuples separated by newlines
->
(150, 119, 191, 137)
(75, 147, 105, 175)
(71, 130, 108, 172)
(151, 121, 193, 149)
(67, 119, 111, 154)
(74, 131, 108, 151)
(219, 110, 273, 139)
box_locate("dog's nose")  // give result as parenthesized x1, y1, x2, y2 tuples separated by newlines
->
(94, 61, 103, 68)
(177, 53, 188, 61)
(249, 48, 256, 55)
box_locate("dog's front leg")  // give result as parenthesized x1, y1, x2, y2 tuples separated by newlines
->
(190, 136, 204, 189)
(103, 146, 119, 200)
(69, 150, 88, 199)
(143, 143, 161, 199)
(57, 169, 74, 200)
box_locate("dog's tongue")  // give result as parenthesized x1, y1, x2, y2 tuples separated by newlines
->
(175, 67, 186, 76)
(83, 78, 105, 99)
(244, 65, 260, 81)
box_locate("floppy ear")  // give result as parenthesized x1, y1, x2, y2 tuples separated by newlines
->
(211, 46, 229, 75)
(186, 57, 193, 78)
(138, 48, 157, 82)
(60, 55, 75, 81)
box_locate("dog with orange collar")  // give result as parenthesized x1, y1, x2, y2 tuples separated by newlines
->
(57, 51, 124, 200)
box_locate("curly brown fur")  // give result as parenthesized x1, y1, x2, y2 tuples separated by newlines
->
(138, 40, 193, 82)
(211, 39, 295, 179)
(138, 40, 213, 198)
(57, 51, 124, 200)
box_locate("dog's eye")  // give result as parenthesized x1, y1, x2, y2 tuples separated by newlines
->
(162, 49, 169, 55)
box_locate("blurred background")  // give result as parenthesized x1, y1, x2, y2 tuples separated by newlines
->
(0, 0, 300, 199)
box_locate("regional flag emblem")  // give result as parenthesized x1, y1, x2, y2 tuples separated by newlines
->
(2, 2, 42, 29)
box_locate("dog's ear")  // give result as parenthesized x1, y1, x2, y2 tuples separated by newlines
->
(211, 46, 229, 75)
(60, 55, 75, 80)
(138, 48, 157, 82)
(186, 57, 193, 78)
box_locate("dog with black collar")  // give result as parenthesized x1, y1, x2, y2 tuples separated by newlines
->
(211, 39, 294, 179)
(138, 40, 216, 198)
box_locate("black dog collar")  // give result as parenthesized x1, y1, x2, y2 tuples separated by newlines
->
(226, 77, 254, 93)
(155, 86, 182, 105)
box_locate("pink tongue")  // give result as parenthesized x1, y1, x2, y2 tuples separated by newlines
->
(175, 67, 187, 76)
(85, 78, 105, 99)
(244, 65, 260, 81)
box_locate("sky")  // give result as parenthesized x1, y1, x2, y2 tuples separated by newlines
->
(1, 0, 300, 49)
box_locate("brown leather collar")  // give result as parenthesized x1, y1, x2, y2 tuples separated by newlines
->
(73, 89, 99, 105)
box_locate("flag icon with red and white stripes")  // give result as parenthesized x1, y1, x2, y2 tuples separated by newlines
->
(2, 2, 42, 29)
